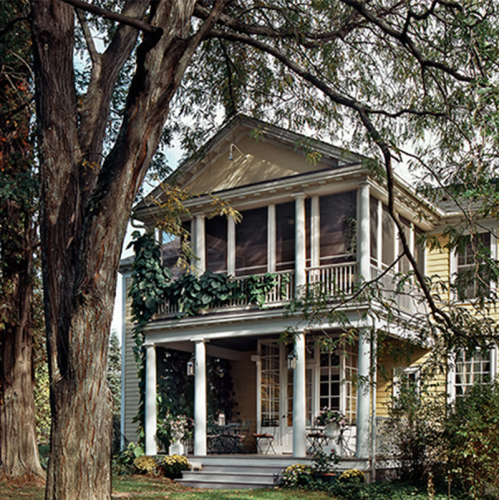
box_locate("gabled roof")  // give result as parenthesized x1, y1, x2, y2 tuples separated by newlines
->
(135, 114, 366, 212)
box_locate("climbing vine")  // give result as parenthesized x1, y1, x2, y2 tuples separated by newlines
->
(129, 231, 289, 443)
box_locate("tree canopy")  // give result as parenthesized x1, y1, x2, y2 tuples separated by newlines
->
(22, 0, 499, 498)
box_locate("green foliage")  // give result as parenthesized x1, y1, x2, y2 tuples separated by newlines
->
(281, 464, 314, 488)
(108, 331, 122, 456)
(114, 442, 145, 475)
(339, 469, 365, 484)
(444, 381, 499, 499)
(382, 381, 446, 483)
(133, 456, 159, 476)
(160, 455, 190, 479)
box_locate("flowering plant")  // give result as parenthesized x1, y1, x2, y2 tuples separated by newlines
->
(160, 413, 192, 443)
(315, 408, 347, 427)
(281, 464, 313, 487)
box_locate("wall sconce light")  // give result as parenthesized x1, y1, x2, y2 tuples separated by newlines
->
(187, 357, 195, 376)
(287, 351, 297, 370)
(228, 143, 245, 161)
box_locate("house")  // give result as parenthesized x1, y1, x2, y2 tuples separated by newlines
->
(119, 115, 498, 476)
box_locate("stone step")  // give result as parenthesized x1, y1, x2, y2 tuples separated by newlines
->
(181, 471, 275, 484)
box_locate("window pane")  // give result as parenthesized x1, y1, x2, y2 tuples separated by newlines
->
(319, 191, 357, 265)
(236, 207, 267, 276)
(205, 216, 227, 273)
(415, 228, 425, 275)
(276, 202, 295, 271)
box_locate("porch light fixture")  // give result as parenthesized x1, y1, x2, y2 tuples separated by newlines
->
(228, 143, 245, 161)
(187, 357, 195, 376)
(287, 351, 297, 370)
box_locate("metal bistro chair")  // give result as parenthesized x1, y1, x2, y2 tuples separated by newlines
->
(253, 417, 278, 454)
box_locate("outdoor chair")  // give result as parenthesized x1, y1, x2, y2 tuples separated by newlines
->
(253, 417, 278, 454)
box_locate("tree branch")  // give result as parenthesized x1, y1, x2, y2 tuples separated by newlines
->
(60, 0, 159, 35)
(339, 0, 474, 82)
(75, 9, 100, 65)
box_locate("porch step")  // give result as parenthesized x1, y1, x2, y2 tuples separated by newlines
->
(176, 455, 371, 489)
(177, 456, 310, 489)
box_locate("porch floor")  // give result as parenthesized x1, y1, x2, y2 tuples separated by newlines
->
(177, 455, 371, 489)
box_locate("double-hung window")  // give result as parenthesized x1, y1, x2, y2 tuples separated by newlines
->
(456, 232, 492, 300)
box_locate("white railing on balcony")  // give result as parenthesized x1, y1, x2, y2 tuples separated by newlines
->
(156, 270, 295, 318)
(370, 265, 427, 315)
(306, 262, 358, 296)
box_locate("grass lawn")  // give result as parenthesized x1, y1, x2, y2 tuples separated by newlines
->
(0, 476, 333, 500)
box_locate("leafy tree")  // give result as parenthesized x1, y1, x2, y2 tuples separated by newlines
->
(0, 0, 43, 479)
(26, 0, 499, 498)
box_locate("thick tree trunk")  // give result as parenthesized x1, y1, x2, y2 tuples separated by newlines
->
(0, 256, 44, 479)
(31, 0, 226, 498)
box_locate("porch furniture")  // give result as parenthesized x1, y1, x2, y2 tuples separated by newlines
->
(253, 417, 278, 454)
(306, 428, 331, 455)
(208, 422, 248, 454)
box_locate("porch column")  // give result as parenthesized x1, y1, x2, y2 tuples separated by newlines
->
(293, 332, 307, 457)
(227, 215, 236, 276)
(194, 214, 206, 273)
(145, 343, 157, 455)
(310, 196, 319, 268)
(358, 182, 370, 281)
(194, 340, 207, 456)
(356, 182, 372, 458)
(295, 194, 306, 291)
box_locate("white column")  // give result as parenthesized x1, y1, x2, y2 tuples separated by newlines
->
(145, 343, 157, 455)
(194, 214, 206, 273)
(228, 216, 236, 276)
(358, 183, 370, 281)
(295, 194, 306, 290)
(356, 183, 372, 458)
(194, 340, 207, 456)
(311, 196, 320, 268)
(356, 330, 371, 459)
(268, 204, 276, 272)
(293, 332, 307, 458)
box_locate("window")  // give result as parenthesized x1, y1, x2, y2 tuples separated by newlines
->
(235, 207, 267, 276)
(456, 233, 491, 300)
(205, 216, 227, 273)
(319, 191, 357, 265)
(276, 202, 295, 272)
(454, 350, 492, 397)
(261, 343, 280, 423)
(393, 366, 420, 398)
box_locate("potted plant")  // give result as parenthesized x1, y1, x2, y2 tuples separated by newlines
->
(315, 408, 347, 438)
(159, 413, 191, 455)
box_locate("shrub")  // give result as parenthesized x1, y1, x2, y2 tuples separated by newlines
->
(133, 456, 159, 475)
(339, 469, 365, 484)
(160, 454, 190, 479)
(445, 381, 499, 499)
(381, 381, 445, 482)
(281, 464, 313, 487)
(114, 442, 145, 475)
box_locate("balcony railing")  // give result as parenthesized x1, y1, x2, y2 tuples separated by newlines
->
(156, 262, 425, 319)
(370, 265, 427, 315)
(306, 262, 358, 296)
(157, 270, 295, 318)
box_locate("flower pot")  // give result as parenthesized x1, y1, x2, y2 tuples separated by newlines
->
(325, 422, 340, 438)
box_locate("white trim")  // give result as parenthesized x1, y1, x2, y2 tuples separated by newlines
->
(144, 344, 157, 455)
(227, 216, 236, 276)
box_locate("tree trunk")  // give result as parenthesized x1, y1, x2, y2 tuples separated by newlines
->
(30, 0, 227, 498)
(0, 0, 43, 476)
(0, 254, 44, 479)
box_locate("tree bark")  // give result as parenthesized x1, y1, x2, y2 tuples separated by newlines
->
(0, 0, 43, 477)
(0, 228, 43, 479)
(30, 0, 227, 498)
